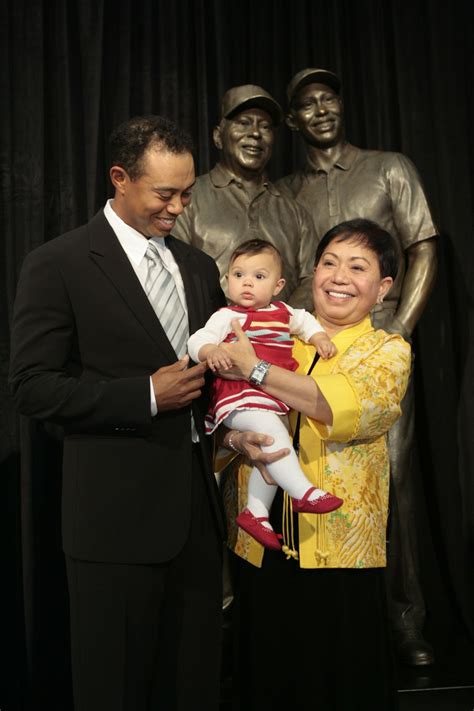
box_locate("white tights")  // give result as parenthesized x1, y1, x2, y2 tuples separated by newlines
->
(225, 410, 326, 523)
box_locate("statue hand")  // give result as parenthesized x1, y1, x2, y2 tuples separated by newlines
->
(384, 316, 412, 343)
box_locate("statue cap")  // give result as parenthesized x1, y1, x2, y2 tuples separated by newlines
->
(221, 85, 283, 126)
(287, 68, 341, 103)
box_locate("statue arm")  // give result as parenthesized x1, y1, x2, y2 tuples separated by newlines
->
(287, 276, 313, 311)
(385, 154, 438, 338)
(389, 238, 438, 338)
(287, 209, 317, 311)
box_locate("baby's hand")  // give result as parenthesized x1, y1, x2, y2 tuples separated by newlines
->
(206, 346, 234, 372)
(313, 333, 337, 360)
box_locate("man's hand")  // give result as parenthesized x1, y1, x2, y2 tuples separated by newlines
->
(151, 356, 207, 412)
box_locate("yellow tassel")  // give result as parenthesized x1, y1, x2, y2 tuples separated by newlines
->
(281, 491, 298, 560)
(282, 545, 299, 561)
(314, 549, 330, 566)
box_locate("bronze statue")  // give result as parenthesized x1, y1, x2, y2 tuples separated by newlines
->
(173, 84, 318, 311)
(278, 68, 438, 666)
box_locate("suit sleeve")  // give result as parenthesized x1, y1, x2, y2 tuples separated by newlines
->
(9, 248, 151, 434)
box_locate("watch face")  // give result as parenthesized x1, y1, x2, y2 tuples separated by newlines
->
(249, 361, 270, 385)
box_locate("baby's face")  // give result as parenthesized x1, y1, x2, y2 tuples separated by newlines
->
(227, 250, 285, 309)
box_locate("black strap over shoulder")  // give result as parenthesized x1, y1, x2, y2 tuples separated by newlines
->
(292, 352, 320, 456)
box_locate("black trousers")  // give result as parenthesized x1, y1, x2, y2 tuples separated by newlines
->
(66, 446, 223, 711)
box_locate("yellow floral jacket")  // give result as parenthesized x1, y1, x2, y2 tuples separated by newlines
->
(221, 317, 411, 569)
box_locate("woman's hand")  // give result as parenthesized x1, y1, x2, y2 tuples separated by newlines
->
(224, 429, 290, 485)
(217, 319, 259, 380)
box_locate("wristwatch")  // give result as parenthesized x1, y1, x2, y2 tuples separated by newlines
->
(248, 360, 271, 386)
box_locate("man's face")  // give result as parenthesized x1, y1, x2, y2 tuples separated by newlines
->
(214, 108, 274, 177)
(288, 82, 344, 148)
(110, 147, 195, 238)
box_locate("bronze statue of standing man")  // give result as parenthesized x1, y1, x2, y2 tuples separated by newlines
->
(173, 85, 318, 311)
(278, 68, 438, 666)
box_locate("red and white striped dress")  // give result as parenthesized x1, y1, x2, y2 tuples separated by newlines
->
(204, 301, 299, 434)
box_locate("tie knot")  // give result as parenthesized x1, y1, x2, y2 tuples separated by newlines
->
(145, 240, 162, 266)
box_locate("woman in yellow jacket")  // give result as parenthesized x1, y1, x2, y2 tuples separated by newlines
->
(220, 218, 411, 710)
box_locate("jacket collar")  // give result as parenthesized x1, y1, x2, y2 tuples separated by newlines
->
(87, 210, 196, 361)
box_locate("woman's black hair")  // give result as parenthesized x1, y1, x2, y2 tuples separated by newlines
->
(314, 218, 400, 279)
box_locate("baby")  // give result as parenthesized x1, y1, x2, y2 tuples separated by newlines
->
(188, 239, 343, 550)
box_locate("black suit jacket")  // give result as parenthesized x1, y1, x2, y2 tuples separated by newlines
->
(10, 210, 227, 563)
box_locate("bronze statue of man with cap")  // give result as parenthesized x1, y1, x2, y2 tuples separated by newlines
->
(174, 84, 317, 311)
(278, 67, 438, 666)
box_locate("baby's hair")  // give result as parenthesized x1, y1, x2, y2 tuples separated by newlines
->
(229, 239, 284, 274)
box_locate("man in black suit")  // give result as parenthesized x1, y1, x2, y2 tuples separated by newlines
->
(9, 116, 228, 710)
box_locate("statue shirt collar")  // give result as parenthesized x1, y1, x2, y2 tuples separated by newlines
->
(210, 163, 279, 196)
(305, 141, 358, 175)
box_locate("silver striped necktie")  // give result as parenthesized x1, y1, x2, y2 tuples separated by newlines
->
(144, 241, 188, 358)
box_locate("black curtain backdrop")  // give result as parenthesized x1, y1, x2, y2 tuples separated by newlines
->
(1, 1, 473, 709)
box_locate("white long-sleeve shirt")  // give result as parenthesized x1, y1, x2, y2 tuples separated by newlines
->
(188, 302, 324, 363)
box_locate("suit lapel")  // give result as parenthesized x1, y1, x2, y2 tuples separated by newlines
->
(87, 211, 177, 361)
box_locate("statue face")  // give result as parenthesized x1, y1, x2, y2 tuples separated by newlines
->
(288, 82, 344, 148)
(214, 108, 274, 177)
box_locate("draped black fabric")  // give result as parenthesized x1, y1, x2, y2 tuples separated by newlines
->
(1, 0, 473, 708)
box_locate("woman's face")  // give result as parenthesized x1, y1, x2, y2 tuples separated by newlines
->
(313, 237, 393, 331)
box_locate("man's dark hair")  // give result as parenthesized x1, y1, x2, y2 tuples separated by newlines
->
(314, 218, 400, 279)
(229, 239, 283, 274)
(109, 115, 194, 180)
